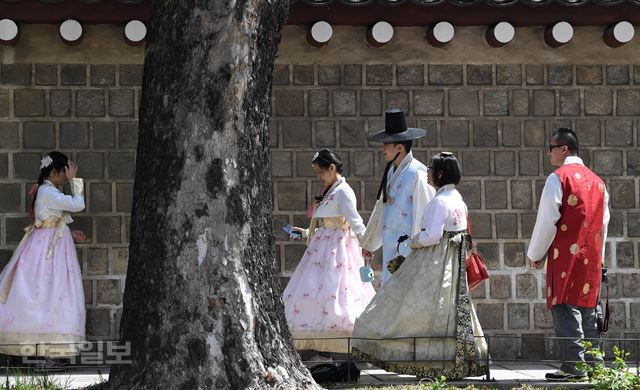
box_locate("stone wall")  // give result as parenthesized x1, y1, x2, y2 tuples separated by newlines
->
(0, 25, 639, 359)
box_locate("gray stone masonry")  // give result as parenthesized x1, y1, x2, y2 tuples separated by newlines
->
(1, 62, 639, 357)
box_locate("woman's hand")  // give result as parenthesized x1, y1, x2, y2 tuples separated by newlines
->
(291, 227, 305, 240)
(72, 230, 86, 242)
(65, 160, 78, 179)
(362, 248, 374, 261)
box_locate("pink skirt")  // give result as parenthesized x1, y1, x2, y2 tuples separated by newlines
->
(283, 227, 376, 352)
(0, 225, 85, 356)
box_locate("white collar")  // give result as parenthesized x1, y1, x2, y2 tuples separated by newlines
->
(436, 184, 456, 195)
(562, 156, 584, 166)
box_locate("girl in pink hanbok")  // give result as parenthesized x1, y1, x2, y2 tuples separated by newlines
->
(0, 151, 86, 359)
(283, 149, 376, 353)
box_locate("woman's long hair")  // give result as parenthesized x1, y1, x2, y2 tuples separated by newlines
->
(29, 151, 69, 220)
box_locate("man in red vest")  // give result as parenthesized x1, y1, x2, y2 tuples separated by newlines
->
(528, 127, 610, 381)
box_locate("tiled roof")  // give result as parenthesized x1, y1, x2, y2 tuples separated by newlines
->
(290, 0, 640, 6)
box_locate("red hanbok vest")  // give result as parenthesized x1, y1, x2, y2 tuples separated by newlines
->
(545, 163, 605, 309)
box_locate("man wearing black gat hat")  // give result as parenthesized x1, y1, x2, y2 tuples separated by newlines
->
(361, 109, 436, 284)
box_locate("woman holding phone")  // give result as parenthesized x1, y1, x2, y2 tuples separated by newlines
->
(282, 149, 375, 354)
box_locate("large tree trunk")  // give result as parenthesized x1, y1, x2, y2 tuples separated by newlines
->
(106, 2, 318, 389)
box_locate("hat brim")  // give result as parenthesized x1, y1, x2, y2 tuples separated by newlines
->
(367, 127, 427, 143)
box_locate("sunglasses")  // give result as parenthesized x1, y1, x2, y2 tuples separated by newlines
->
(548, 144, 567, 152)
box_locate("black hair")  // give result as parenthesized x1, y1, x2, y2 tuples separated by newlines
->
(30, 151, 69, 219)
(393, 140, 413, 154)
(429, 152, 462, 187)
(551, 127, 579, 154)
(312, 149, 344, 174)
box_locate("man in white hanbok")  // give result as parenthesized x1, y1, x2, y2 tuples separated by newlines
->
(361, 109, 435, 284)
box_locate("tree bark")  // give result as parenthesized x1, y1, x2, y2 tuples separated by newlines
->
(106, 1, 319, 389)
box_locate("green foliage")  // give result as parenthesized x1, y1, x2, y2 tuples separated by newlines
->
(576, 341, 640, 390)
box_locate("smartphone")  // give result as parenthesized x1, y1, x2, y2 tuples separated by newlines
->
(282, 224, 302, 239)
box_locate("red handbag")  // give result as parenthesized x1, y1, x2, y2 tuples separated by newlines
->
(466, 218, 489, 291)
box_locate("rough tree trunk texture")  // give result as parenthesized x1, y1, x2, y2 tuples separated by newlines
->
(106, 1, 319, 389)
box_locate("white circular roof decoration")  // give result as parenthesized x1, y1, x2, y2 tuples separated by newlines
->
(125, 20, 147, 43)
(371, 21, 393, 44)
(60, 19, 83, 42)
(494, 22, 515, 44)
(310, 21, 332, 43)
(433, 21, 454, 43)
(551, 21, 573, 44)
(0, 19, 18, 41)
(613, 21, 634, 43)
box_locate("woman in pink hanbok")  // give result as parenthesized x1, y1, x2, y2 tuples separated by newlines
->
(283, 149, 376, 353)
(0, 151, 86, 360)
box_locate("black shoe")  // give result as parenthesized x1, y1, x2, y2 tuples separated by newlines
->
(545, 369, 588, 381)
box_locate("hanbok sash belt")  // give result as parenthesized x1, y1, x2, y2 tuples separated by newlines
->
(318, 217, 350, 230)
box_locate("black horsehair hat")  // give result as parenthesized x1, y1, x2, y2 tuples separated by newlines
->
(367, 109, 427, 143)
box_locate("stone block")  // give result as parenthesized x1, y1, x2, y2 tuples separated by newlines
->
(547, 64, 573, 85)
(94, 121, 116, 148)
(457, 180, 481, 209)
(609, 180, 635, 209)
(476, 304, 504, 330)
(118, 64, 143, 86)
(339, 120, 365, 147)
(519, 151, 540, 176)
(349, 151, 373, 178)
(414, 89, 443, 116)
(607, 212, 623, 237)
(295, 151, 315, 177)
(272, 64, 289, 85)
(483, 89, 509, 116)
(508, 303, 530, 330)
(448, 90, 479, 116)
(559, 90, 580, 116)
(86, 308, 110, 337)
(493, 335, 518, 360)
(473, 120, 498, 146)
(12, 153, 40, 179)
(0, 184, 21, 212)
(1, 63, 31, 85)
(495, 151, 515, 176)
(522, 334, 547, 360)
(593, 150, 623, 176)
(282, 120, 312, 147)
(634, 65, 640, 84)
(521, 213, 537, 238)
(628, 213, 640, 237)
(14, 89, 45, 116)
(61, 64, 86, 85)
(271, 152, 292, 177)
(83, 280, 93, 304)
(77, 90, 105, 117)
(609, 302, 627, 330)
(470, 214, 493, 240)
(511, 180, 532, 209)
(6, 217, 30, 243)
(524, 119, 545, 146)
(23, 121, 54, 149)
(119, 121, 139, 149)
(308, 89, 328, 116)
(516, 273, 538, 298)
(534, 303, 553, 329)
(525, 64, 544, 85)
(318, 65, 339, 85)
(90, 64, 115, 86)
(617, 89, 640, 115)
(605, 120, 633, 146)
(112, 247, 129, 274)
(87, 248, 109, 275)
(504, 243, 526, 268)
(616, 241, 634, 268)
(50, 89, 71, 117)
(107, 152, 135, 180)
(490, 274, 512, 299)
(462, 150, 490, 176)
(496, 214, 518, 239)
(343, 64, 362, 85)
(606, 65, 629, 85)
(0, 121, 20, 149)
(269, 119, 278, 148)
(574, 119, 601, 146)
(577, 65, 602, 85)
(501, 119, 521, 146)
(511, 89, 529, 116)
(60, 121, 90, 148)
(332, 90, 357, 116)
(96, 216, 121, 243)
(35, 64, 57, 86)
(467, 64, 492, 85)
(116, 183, 133, 213)
(315, 120, 335, 147)
(628, 150, 640, 176)
(386, 90, 409, 113)
(360, 90, 382, 116)
(292, 65, 314, 85)
(0, 89, 8, 117)
(109, 89, 135, 117)
(496, 64, 522, 85)
(284, 244, 307, 273)
(277, 181, 306, 211)
(397, 65, 424, 86)
(366, 64, 393, 86)
(419, 120, 437, 146)
(90, 182, 112, 212)
(584, 88, 613, 115)
(97, 279, 122, 305)
(485, 181, 507, 209)
(275, 89, 304, 116)
(429, 65, 462, 85)
(0, 154, 6, 177)
(532, 89, 555, 116)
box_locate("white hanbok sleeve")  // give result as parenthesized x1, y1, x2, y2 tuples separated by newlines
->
(415, 197, 447, 247)
(601, 188, 610, 262)
(411, 170, 436, 237)
(43, 178, 85, 213)
(527, 174, 562, 261)
(337, 187, 366, 238)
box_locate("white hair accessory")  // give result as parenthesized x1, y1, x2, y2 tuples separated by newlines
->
(40, 155, 53, 169)
(312, 152, 319, 162)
